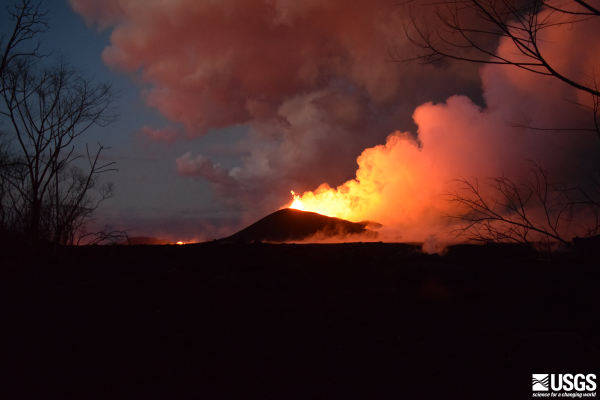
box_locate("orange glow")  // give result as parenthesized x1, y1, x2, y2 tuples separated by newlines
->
(282, 130, 444, 240)
(176, 241, 185, 245)
(289, 190, 305, 211)
(287, 189, 348, 218)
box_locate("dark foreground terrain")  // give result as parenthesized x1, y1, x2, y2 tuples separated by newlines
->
(1, 242, 599, 399)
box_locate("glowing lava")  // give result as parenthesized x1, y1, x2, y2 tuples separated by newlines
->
(289, 191, 305, 211)
(283, 131, 425, 227)
(287, 189, 348, 218)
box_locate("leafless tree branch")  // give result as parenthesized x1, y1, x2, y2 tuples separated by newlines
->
(397, 0, 600, 99)
(1, 25, 120, 250)
(444, 161, 583, 250)
(1, 0, 49, 89)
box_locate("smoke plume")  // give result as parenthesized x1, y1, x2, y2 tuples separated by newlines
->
(71, 0, 600, 241)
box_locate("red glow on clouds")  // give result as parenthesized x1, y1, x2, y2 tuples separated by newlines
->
(71, 0, 600, 241)
(70, 0, 409, 135)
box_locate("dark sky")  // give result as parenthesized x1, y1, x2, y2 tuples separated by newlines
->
(4, 0, 599, 242)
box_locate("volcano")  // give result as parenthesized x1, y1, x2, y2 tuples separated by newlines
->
(219, 208, 378, 243)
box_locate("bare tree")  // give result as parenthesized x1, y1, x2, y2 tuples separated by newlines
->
(396, 0, 600, 137)
(445, 162, 576, 249)
(77, 225, 129, 246)
(1, 0, 48, 81)
(1, 0, 47, 236)
(446, 161, 600, 249)
(44, 146, 117, 246)
(397, 0, 600, 244)
(0, 56, 119, 247)
(0, 0, 123, 255)
(0, 142, 30, 235)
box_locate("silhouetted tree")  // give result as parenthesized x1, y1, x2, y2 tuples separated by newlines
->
(1, 1, 122, 250)
(1, 0, 48, 82)
(0, 56, 119, 247)
(397, 0, 600, 137)
(397, 0, 600, 243)
(445, 162, 600, 248)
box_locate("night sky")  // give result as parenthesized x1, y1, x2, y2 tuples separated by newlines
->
(5, 0, 600, 243)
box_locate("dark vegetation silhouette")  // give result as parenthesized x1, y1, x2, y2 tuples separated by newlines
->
(445, 161, 600, 250)
(0, 0, 127, 254)
(397, 0, 600, 246)
(397, 0, 600, 138)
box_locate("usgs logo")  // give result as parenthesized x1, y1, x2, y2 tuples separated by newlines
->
(532, 374, 597, 397)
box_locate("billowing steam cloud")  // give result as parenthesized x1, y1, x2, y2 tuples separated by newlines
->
(70, 0, 423, 132)
(71, 0, 600, 241)
(286, 11, 600, 241)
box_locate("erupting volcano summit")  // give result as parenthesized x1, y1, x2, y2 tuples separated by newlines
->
(219, 208, 378, 244)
